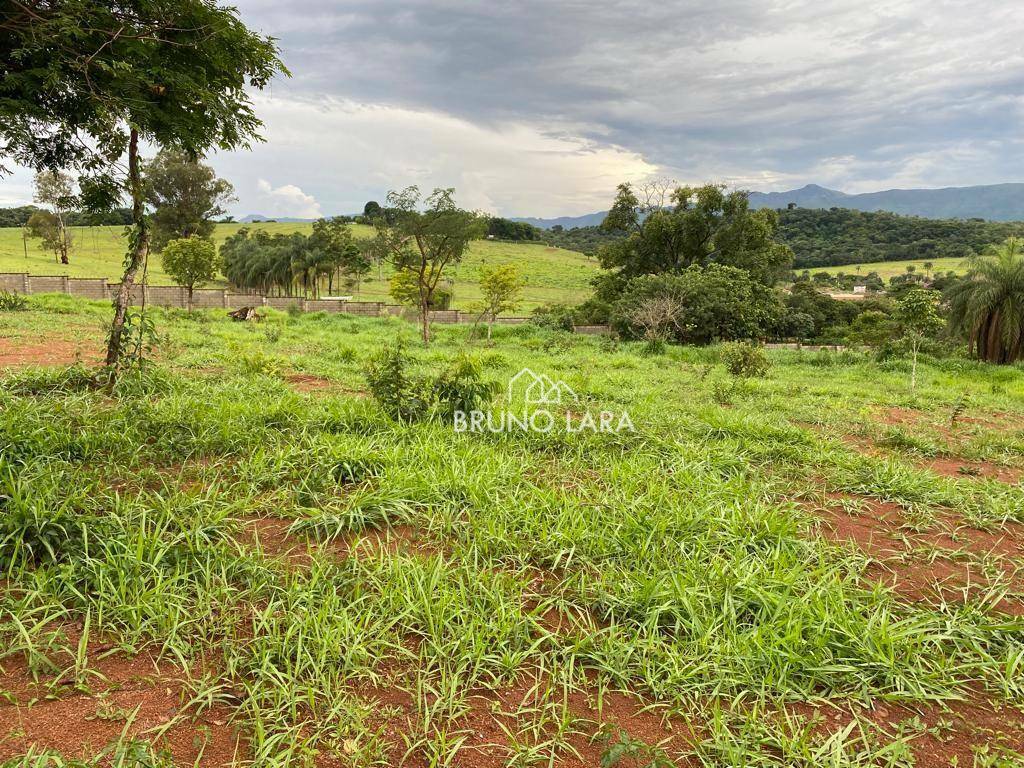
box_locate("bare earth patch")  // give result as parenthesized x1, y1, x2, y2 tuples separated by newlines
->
(807, 493, 1024, 615)
(0, 629, 243, 766)
(0, 336, 100, 368)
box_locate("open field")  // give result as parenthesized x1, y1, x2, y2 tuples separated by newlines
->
(0, 224, 600, 310)
(1, 295, 1023, 766)
(810, 256, 969, 280)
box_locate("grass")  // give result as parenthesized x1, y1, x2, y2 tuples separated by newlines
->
(0, 295, 1023, 765)
(0, 223, 600, 310)
(810, 256, 970, 280)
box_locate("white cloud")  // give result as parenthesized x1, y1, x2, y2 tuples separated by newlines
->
(211, 96, 658, 217)
(253, 177, 322, 218)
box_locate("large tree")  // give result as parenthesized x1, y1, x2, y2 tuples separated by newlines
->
(0, 0, 285, 372)
(597, 181, 793, 297)
(373, 187, 485, 345)
(946, 238, 1024, 364)
(145, 148, 236, 250)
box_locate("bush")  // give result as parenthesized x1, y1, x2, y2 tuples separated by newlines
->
(612, 265, 784, 344)
(430, 355, 498, 418)
(530, 303, 576, 332)
(0, 290, 28, 311)
(364, 340, 429, 422)
(365, 341, 497, 422)
(721, 342, 771, 378)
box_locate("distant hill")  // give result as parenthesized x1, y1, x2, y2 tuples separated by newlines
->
(748, 183, 1024, 221)
(515, 183, 1024, 228)
(511, 212, 608, 230)
(238, 214, 317, 223)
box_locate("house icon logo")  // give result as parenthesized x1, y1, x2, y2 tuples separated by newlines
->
(507, 367, 577, 406)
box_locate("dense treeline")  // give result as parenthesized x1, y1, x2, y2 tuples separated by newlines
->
(0, 205, 133, 228)
(220, 219, 369, 298)
(539, 207, 1024, 268)
(776, 208, 1024, 268)
(540, 224, 618, 254)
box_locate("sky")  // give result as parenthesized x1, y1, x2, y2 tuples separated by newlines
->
(3, 0, 1023, 218)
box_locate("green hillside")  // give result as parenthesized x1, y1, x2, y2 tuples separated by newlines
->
(809, 256, 969, 280)
(0, 222, 601, 310)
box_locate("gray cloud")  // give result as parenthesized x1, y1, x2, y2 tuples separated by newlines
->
(6, 1, 1022, 216)
(219, 0, 1024, 214)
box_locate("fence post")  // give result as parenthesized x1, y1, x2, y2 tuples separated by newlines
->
(22, 273, 30, 294)
(61, 275, 71, 294)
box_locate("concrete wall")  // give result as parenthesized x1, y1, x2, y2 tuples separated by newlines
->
(2, 272, 600, 334)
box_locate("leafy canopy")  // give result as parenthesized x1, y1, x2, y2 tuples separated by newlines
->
(145, 149, 236, 250)
(160, 237, 218, 292)
(597, 181, 793, 294)
(0, 0, 287, 192)
(946, 238, 1024, 363)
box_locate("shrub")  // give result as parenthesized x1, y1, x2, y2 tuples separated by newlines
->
(530, 303, 576, 332)
(721, 342, 771, 378)
(0, 290, 28, 311)
(365, 342, 496, 422)
(430, 355, 498, 418)
(612, 265, 784, 344)
(364, 340, 429, 421)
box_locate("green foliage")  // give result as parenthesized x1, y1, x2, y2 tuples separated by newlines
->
(530, 303, 577, 332)
(0, 290, 28, 311)
(365, 340, 496, 422)
(475, 263, 524, 337)
(221, 219, 366, 298)
(0, 1, 286, 184)
(486, 217, 542, 241)
(612, 265, 784, 344)
(597, 181, 793, 292)
(895, 289, 945, 389)
(159, 237, 217, 306)
(779, 207, 1024, 269)
(946, 237, 1024, 363)
(430, 355, 498, 417)
(364, 339, 429, 421)
(145, 148, 235, 250)
(721, 342, 771, 378)
(373, 187, 486, 343)
(845, 310, 897, 348)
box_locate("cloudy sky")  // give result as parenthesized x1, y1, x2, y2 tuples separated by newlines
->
(4, 0, 1024, 217)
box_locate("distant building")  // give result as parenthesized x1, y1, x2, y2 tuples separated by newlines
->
(852, 285, 867, 295)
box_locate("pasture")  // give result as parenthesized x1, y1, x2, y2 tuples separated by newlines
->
(0, 224, 599, 310)
(810, 256, 969, 280)
(0, 295, 1023, 766)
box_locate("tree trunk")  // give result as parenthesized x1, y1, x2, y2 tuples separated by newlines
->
(104, 128, 149, 369)
(421, 298, 430, 346)
(186, 285, 193, 313)
(487, 315, 493, 341)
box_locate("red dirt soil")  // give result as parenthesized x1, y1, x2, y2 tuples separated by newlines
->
(0, 627, 243, 766)
(0, 336, 100, 368)
(808, 493, 1024, 615)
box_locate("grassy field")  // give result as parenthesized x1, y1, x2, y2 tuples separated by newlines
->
(0, 223, 600, 310)
(1, 295, 1023, 766)
(810, 256, 969, 279)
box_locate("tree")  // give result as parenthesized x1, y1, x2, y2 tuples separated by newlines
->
(946, 238, 1024, 364)
(160, 237, 217, 311)
(145, 148, 235, 250)
(363, 201, 382, 219)
(846, 310, 896, 348)
(373, 187, 485, 345)
(32, 171, 75, 263)
(596, 181, 793, 297)
(0, 1, 286, 372)
(611, 265, 784, 345)
(895, 289, 944, 389)
(475, 264, 524, 340)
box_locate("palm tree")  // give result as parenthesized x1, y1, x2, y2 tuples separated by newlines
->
(946, 238, 1024, 363)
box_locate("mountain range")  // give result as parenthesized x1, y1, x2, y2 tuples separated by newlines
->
(511, 183, 1024, 228)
